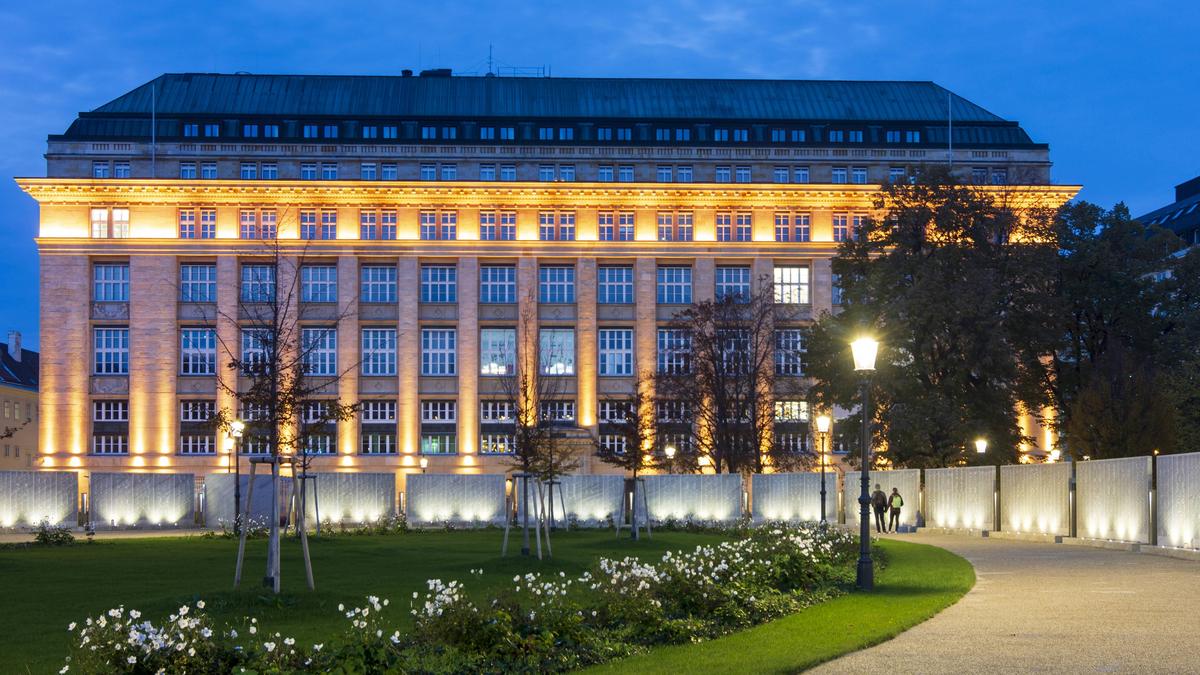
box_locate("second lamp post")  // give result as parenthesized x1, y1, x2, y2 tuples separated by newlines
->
(850, 337, 878, 591)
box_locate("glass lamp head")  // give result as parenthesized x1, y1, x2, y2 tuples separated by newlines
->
(815, 414, 832, 434)
(230, 419, 245, 439)
(664, 445, 677, 459)
(850, 337, 879, 372)
(975, 438, 988, 454)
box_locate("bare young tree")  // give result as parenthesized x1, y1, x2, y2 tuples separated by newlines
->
(593, 379, 661, 537)
(205, 236, 359, 593)
(654, 278, 811, 474)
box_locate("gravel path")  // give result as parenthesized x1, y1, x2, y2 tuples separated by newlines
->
(812, 533, 1200, 674)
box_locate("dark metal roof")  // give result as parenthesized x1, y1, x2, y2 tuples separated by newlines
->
(1137, 174, 1200, 244)
(88, 73, 1011, 123)
(0, 343, 38, 392)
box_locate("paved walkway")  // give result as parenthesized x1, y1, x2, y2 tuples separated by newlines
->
(812, 533, 1200, 674)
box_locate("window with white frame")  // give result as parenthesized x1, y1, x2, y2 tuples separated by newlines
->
(479, 164, 496, 181)
(301, 163, 317, 180)
(260, 210, 277, 238)
(656, 266, 692, 304)
(300, 210, 318, 239)
(361, 400, 396, 422)
(677, 165, 693, 182)
(735, 166, 751, 183)
(656, 166, 672, 182)
(499, 164, 516, 180)
(598, 212, 615, 241)
(480, 328, 516, 375)
(598, 328, 634, 376)
(480, 400, 514, 422)
(479, 434, 514, 455)
(539, 400, 575, 422)
(360, 400, 398, 454)
(180, 328, 216, 375)
(320, 210, 337, 239)
(178, 209, 196, 238)
(774, 400, 809, 422)
(93, 263, 129, 302)
(656, 400, 691, 422)
(381, 163, 397, 179)
(538, 164, 555, 181)
(794, 166, 810, 183)
(538, 265, 575, 304)
(852, 214, 866, 240)
(831, 167, 848, 184)
(832, 213, 849, 242)
(499, 211, 516, 240)
(479, 211, 497, 240)
(180, 264, 217, 303)
(240, 162, 257, 180)
(421, 400, 457, 423)
(200, 163, 217, 179)
(715, 266, 751, 303)
(773, 266, 810, 304)
(776, 432, 809, 454)
(179, 162, 197, 179)
(441, 211, 458, 240)
(94, 400, 128, 421)
(301, 328, 337, 376)
(261, 163, 278, 180)
(92, 434, 128, 455)
(239, 209, 258, 239)
(851, 167, 868, 184)
(597, 165, 614, 182)
(558, 212, 575, 240)
(359, 210, 377, 239)
(420, 434, 456, 455)
(93, 328, 129, 375)
(735, 213, 752, 241)
(775, 329, 807, 376)
(599, 435, 627, 454)
(598, 266, 634, 304)
(617, 212, 635, 241)
(539, 329, 575, 375)
(301, 265, 337, 303)
(322, 162, 339, 179)
(421, 328, 457, 376)
(93, 161, 110, 178)
(361, 328, 397, 376)
(240, 328, 273, 375)
(716, 212, 732, 241)
(773, 166, 790, 183)
(656, 329, 691, 374)
(480, 265, 516, 304)
(361, 265, 397, 303)
(241, 264, 275, 302)
(598, 400, 628, 422)
(420, 265, 457, 303)
(440, 164, 457, 181)
(617, 165, 634, 182)
(419, 211, 437, 240)
(715, 166, 732, 183)
(360, 163, 377, 180)
(199, 209, 216, 239)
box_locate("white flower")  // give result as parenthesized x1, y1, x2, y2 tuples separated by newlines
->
(127, 656, 137, 664)
(249, 626, 257, 635)
(129, 610, 140, 620)
(313, 643, 324, 652)
(196, 601, 205, 610)
(263, 641, 276, 652)
(200, 628, 212, 638)
(338, 603, 345, 611)
(178, 605, 189, 616)
(59, 666, 69, 674)
(229, 629, 238, 639)
(284, 637, 294, 646)
(67, 623, 76, 631)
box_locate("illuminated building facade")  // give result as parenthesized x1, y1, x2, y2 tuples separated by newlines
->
(0, 331, 38, 469)
(21, 72, 1075, 484)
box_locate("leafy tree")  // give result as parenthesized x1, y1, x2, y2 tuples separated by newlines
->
(593, 382, 660, 538)
(1064, 344, 1175, 458)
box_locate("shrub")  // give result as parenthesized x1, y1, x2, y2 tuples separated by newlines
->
(33, 520, 75, 546)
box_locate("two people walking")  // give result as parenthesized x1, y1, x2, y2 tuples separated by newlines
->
(871, 484, 904, 533)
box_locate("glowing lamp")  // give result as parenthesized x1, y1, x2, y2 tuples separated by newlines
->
(419, 457, 429, 470)
(815, 415, 832, 434)
(975, 438, 988, 454)
(698, 455, 711, 467)
(223, 437, 234, 453)
(1049, 449, 1061, 462)
(850, 337, 878, 372)
(664, 445, 676, 459)
(230, 419, 245, 439)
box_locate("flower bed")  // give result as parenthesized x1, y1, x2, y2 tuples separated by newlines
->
(59, 524, 860, 674)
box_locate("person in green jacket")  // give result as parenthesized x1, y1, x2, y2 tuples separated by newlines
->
(887, 488, 904, 533)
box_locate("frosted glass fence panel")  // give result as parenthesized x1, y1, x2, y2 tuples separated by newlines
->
(90, 473, 194, 527)
(518, 475, 624, 527)
(407, 474, 506, 526)
(844, 470, 921, 528)
(1156, 452, 1200, 549)
(639, 474, 743, 523)
(1000, 462, 1071, 536)
(304, 473, 395, 524)
(925, 466, 995, 530)
(204, 474, 294, 527)
(1076, 457, 1151, 543)
(751, 473, 837, 523)
(0, 471, 77, 527)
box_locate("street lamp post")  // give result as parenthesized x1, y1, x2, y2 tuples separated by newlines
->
(419, 457, 429, 474)
(815, 414, 832, 528)
(664, 445, 676, 474)
(229, 419, 245, 535)
(850, 337, 878, 591)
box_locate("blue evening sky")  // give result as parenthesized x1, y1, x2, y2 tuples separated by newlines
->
(1, 0, 1197, 348)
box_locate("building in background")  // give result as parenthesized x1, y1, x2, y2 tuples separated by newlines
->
(1138, 174, 1200, 251)
(18, 71, 1075, 485)
(0, 330, 38, 469)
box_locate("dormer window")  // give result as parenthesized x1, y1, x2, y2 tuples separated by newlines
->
(442, 126, 457, 139)
(264, 124, 279, 138)
(303, 124, 319, 138)
(713, 129, 729, 142)
(479, 126, 495, 140)
(828, 130, 845, 143)
(243, 124, 259, 138)
(183, 124, 199, 137)
(323, 125, 338, 138)
(361, 125, 378, 139)
(675, 128, 691, 141)
(656, 128, 670, 142)
(421, 126, 436, 139)
(596, 128, 613, 141)
(848, 130, 864, 143)
(558, 128, 574, 140)
(905, 130, 921, 143)
(616, 128, 632, 141)
(538, 127, 553, 141)
(203, 124, 220, 137)
(732, 129, 749, 142)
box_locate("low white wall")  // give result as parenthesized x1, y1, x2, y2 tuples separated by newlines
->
(1076, 456, 1151, 543)
(925, 466, 995, 530)
(0, 471, 77, 528)
(639, 474, 743, 523)
(91, 472, 194, 527)
(532, 475, 624, 527)
(406, 473, 506, 526)
(1158, 452, 1200, 549)
(204, 474, 294, 527)
(1000, 462, 1071, 536)
(304, 473, 396, 524)
(751, 472, 837, 523)
(843, 469, 921, 528)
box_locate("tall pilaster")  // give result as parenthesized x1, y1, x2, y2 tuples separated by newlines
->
(457, 257, 479, 459)
(397, 257, 420, 457)
(129, 255, 178, 463)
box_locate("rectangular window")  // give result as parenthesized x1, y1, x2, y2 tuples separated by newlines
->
(183, 124, 198, 137)
(420, 434, 457, 455)
(616, 128, 632, 141)
(264, 125, 279, 138)
(300, 210, 318, 239)
(596, 128, 612, 141)
(360, 265, 397, 303)
(677, 165, 693, 182)
(420, 264, 458, 303)
(539, 329, 575, 375)
(794, 166, 810, 184)
(771, 129, 786, 142)
(300, 163, 317, 180)
(480, 433, 514, 455)
(440, 164, 457, 181)
(178, 209, 196, 238)
(829, 130, 844, 143)
(736, 213, 752, 241)
(715, 266, 751, 303)
(259, 163, 277, 180)
(539, 164, 555, 181)
(421, 400, 457, 423)
(360, 163, 377, 180)
(420, 164, 436, 180)
(93, 400, 128, 422)
(500, 164, 516, 181)
(199, 209, 216, 239)
(833, 213, 849, 242)
(657, 166, 673, 182)
(500, 127, 515, 141)
(618, 165, 634, 182)
(320, 210, 337, 239)
(774, 400, 809, 422)
(381, 163, 398, 180)
(715, 166, 731, 183)
(93, 328, 129, 375)
(886, 130, 901, 143)
(598, 165, 614, 182)
(499, 211, 516, 240)
(538, 265, 576, 304)
(598, 265, 634, 304)
(559, 165, 575, 182)
(656, 266, 692, 304)
(851, 167, 868, 184)
(93, 263, 129, 302)
(479, 127, 495, 140)
(906, 130, 921, 143)
(301, 265, 337, 303)
(179, 162, 197, 179)
(478, 211, 496, 240)
(379, 210, 397, 240)
(359, 211, 377, 240)
(480, 328, 516, 375)
(598, 328, 634, 376)
(598, 212, 615, 241)
(180, 328, 217, 375)
(200, 163, 217, 179)
(889, 167, 906, 183)
(617, 212, 635, 241)
(180, 264, 217, 303)
(735, 166, 752, 183)
(480, 265, 516, 304)
(992, 169, 1008, 185)
(733, 129, 749, 142)
(832, 167, 848, 184)
(240, 329, 272, 375)
(852, 214, 867, 240)
(239, 210, 258, 239)
(775, 329, 807, 376)
(716, 212, 732, 242)
(657, 212, 674, 241)
(656, 329, 691, 374)
(774, 266, 810, 304)
(360, 126, 377, 139)
(361, 430, 396, 455)
(113, 162, 130, 178)
(714, 129, 729, 142)
(540, 401, 576, 423)
(442, 126, 457, 140)
(204, 124, 219, 137)
(775, 213, 791, 242)
(479, 164, 496, 181)
(240, 163, 257, 180)
(260, 210, 277, 238)
(848, 130, 864, 143)
(240, 264, 275, 302)
(421, 328, 457, 376)
(440, 211, 457, 240)
(558, 212, 575, 241)
(421, 126, 437, 140)
(832, 273, 844, 306)
(301, 328, 337, 376)
(773, 167, 790, 183)
(481, 400, 514, 422)
(420, 211, 437, 240)
(361, 328, 397, 376)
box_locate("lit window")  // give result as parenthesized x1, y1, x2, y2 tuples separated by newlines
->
(480, 328, 516, 375)
(420, 328, 457, 376)
(360, 265, 397, 303)
(93, 328, 129, 375)
(774, 400, 809, 422)
(302, 328, 338, 376)
(180, 328, 217, 375)
(361, 328, 397, 376)
(656, 266, 692, 304)
(773, 266, 809, 304)
(539, 329, 575, 375)
(598, 328, 634, 376)
(775, 329, 807, 376)
(656, 329, 691, 374)
(420, 264, 457, 304)
(93, 263, 129, 302)
(421, 434, 457, 455)
(598, 266, 634, 304)
(538, 265, 575, 304)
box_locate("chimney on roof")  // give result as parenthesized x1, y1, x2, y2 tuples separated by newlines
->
(401, 69, 413, 77)
(6, 330, 20, 362)
(1175, 175, 1200, 203)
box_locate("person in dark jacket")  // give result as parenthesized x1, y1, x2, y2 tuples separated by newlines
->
(888, 487, 904, 533)
(871, 484, 888, 533)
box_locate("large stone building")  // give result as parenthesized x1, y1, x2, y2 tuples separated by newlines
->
(19, 72, 1075, 485)
(0, 330, 38, 470)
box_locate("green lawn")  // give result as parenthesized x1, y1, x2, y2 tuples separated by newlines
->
(0, 529, 728, 673)
(584, 539, 975, 674)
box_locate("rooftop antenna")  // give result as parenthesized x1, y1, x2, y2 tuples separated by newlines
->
(488, 43, 494, 75)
